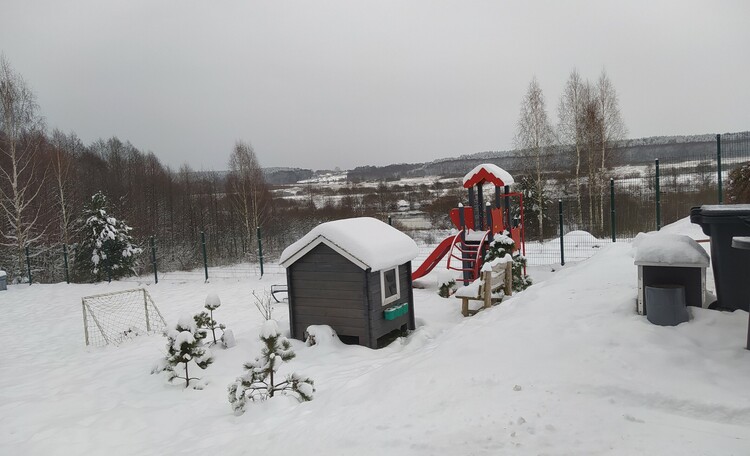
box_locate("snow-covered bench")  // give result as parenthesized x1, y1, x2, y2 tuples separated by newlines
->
(455, 256, 512, 317)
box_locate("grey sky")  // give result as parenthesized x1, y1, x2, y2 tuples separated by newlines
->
(2, 1, 748, 171)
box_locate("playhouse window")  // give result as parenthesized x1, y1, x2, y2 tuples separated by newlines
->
(381, 266, 400, 306)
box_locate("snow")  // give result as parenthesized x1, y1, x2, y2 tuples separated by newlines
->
(205, 292, 221, 310)
(462, 163, 515, 187)
(0, 270, 6, 278)
(634, 232, 710, 267)
(260, 319, 281, 339)
(696, 203, 750, 215)
(1, 217, 750, 455)
(279, 217, 418, 271)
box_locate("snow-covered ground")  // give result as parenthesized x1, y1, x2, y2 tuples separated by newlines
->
(2, 218, 749, 455)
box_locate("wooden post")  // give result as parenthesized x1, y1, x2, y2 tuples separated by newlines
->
(504, 261, 512, 296)
(483, 270, 492, 310)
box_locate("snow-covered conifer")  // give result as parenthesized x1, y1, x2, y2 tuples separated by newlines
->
(484, 231, 532, 291)
(194, 292, 232, 347)
(227, 320, 314, 414)
(153, 315, 214, 388)
(73, 192, 141, 282)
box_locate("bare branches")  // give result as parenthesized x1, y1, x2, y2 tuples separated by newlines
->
(514, 77, 556, 241)
(0, 55, 47, 278)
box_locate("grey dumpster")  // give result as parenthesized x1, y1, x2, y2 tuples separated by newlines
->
(690, 204, 750, 311)
(731, 236, 750, 349)
(0, 270, 6, 291)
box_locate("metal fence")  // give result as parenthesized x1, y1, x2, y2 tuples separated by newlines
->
(527, 132, 750, 266)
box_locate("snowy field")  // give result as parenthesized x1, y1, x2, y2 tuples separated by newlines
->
(2, 218, 750, 455)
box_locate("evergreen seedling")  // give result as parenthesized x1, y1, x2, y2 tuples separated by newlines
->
(153, 315, 214, 388)
(227, 319, 314, 414)
(194, 293, 228, 346)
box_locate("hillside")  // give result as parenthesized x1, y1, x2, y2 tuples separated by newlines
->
(265, 132, 746, 184)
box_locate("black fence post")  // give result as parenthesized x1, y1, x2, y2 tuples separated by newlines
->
(558, 199, 565, 266)
(150, 236, 158, 284)
(25, 245, 32, 285)
(717, 133, 723, 204)
(63, 244, 70, 284)
(655, 158, 661, 231)
(201, 231, 209, 282)
(257, 227, 264, 278)
(387, 216, 392, 226)
(610, 178, 616, 243)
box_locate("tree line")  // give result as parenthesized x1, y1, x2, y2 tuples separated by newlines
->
(0, 56, 393, 283)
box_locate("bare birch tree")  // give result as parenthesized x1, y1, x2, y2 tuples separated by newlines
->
(49, 129, 81, 246)
(227, 141, 268, 256)
(558, 69, 586, 225)
(514, 77, 555, 242)
(0, 56, 47, 278)
(580, 83, 603, 229)
(595, 70, 627, 230)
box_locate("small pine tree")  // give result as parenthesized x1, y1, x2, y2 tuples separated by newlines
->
(153, 315, 214, 388)
(227, 320, 314, 414)
(194, 293, 229, 346)
(73, 192, 141, 282)
(484, 231, 532, 292)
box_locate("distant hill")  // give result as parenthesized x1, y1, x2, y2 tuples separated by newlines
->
(265, 131, 748, 184)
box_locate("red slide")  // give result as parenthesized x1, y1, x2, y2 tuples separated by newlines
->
(411, 235, 455, 281)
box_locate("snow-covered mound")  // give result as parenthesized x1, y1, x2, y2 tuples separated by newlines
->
(1, 217, 749, 455)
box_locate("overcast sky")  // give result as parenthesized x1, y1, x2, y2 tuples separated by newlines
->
(2, 1, 748, 171)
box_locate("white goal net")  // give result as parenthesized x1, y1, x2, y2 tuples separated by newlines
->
(82, 288, 167, 346)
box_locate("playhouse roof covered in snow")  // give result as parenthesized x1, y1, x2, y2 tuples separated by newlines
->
(279, 217, 419, 271)
(462, 164, 514, 189)
(633, 232, 709, 267)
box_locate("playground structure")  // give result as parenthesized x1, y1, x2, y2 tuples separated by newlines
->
(412, 164, 525, 284)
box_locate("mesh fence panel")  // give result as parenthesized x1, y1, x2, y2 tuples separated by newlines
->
(82, 288, 166, 346)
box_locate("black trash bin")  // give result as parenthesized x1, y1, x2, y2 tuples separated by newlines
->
(690, 204, 750, 311)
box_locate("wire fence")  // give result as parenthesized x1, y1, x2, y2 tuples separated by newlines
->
(8, 133, 750, 283)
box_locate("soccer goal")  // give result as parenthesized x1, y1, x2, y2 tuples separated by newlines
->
(82, 288, 167, 346)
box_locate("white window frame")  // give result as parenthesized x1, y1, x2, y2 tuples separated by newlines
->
(380, 266, 401, 306)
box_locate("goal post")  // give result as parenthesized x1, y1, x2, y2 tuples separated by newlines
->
(82, 288, 167, 346)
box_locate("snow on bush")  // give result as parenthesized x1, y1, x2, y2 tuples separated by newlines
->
(227, 319, 314, 414)
(304, 325, 339, 347)
(485, 231, 532, 291)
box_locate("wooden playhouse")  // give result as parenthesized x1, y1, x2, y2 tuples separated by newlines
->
(279, 217, 418, 349)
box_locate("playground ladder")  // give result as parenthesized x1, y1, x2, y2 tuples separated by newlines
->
(446, 231, 490, 283)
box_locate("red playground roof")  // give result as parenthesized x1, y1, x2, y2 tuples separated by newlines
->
(462, 164, 515, 189)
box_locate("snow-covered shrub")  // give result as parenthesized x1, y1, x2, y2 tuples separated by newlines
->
(152, 315, 214, 389)
(727, 162, 750, 203)
(438, 279, 456, 298)
(305, 325, 338, 346)
(227, 320, 314, 414)
(73, 192, 142, 282)
(484, 231, 532, 292)
(194, 293, 233, 348)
